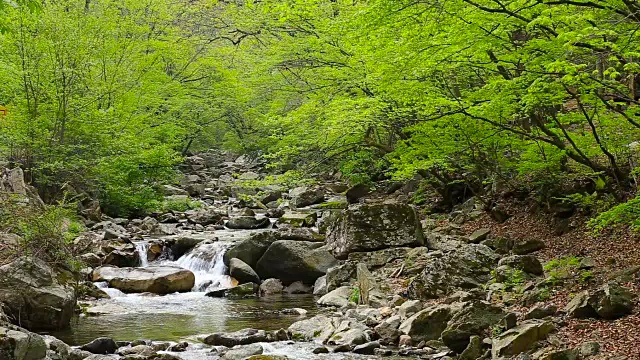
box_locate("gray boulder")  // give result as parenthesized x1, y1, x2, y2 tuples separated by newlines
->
(290, 187, 325, 208)
(259, 278, 284, 296)
(92, 266, 195, 294)
(326, 202, 424, 259)
(0, 257, 75, 331)
(407, 244, 498, 299)
(589, 282, 635, 320)
(374, 315, 402, 344)
(80, 337, 118, 355)
(441, 301, 506, 353)
(222, 344, 263, 360)
(229, 258, 260, 284)
(498, 255, 543, 276)
(255, 241, 337, 284)
(0, 326, 47, 360)
(223, 232, 275, 268)
(491, 320, 554, 358)
(204, 329, 270, 347)
(313, 276, 328, 296)
(226, 216, 270, 230)
(288, 315, 335, 343)
(398, 304, 459, 343)
(325, 262, 356, 292)
(317, 286, 352, 307)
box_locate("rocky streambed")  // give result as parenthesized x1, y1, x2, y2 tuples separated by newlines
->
(0, 152, 627, 360)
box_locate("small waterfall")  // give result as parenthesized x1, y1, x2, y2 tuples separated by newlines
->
(135, 241, 150, 267)
(174, 242, 233, 292)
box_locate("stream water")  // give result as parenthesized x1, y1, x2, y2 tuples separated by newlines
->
(49, 229, 320, 348)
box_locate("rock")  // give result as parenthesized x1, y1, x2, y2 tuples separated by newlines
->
(255, 241, 337, 284)
(170, 235, 206, 259)
(498, 255, 544, 276)
(345, 184, 370, 204)
(524, 305, 558, 320)
(285, 281, 312, 294)
(441, 301, 505, 353)
(407, 244, 498, 299)
(0, 326, 47, 360)
(356, 263, 382, 306)
(318, 286, 353, 308)
(259, 278, 284, 296)
(162, 185, 188, 196)
(289, 187, 325, 208)
(281, 308, 308, 316)
(80, 337, 118, 354)
(353, 341, 380, 354)
(374, 314, 402, 344)
(274, 228, 325, 242)
(229, 258, 260, 285)
(222, 343, 263, 360)
(564, 291, 597, 319)
(326, 262, 356, 292)
(313, 276, 328, 296)
(459, 335, 483, 360)
(589, 282, 635, 320)
(398, 335, 412, 347)
(0, 257, 75, 331)
(276, 212, 318, 228)
(491, 320, 555, 358)
(226, 216, 270, 230)
(399, 304, 458, 343)
(223, 232, 275, 268)
(513, 239, 546, 255)
(327, 202, 424, 259)
(118, 345, 155, 357)
(579, 257, 595, 270)
(347, 247, 411, 269)
(261, 190, 282, 204)
(578, 342, 600, 357)
(468, 229, 490, 244)
(103, 249, 140, 267)
(226, 283, 258, 299)
(398, 300, 423, 320)
(92, 266, 195, 294)
(80, 253, 103, 268)
(185, 208, 223, 226)
(312, 346, 329, 354)
(532, 348, 578, 360)
(203, 329, 270, 347)
(481, 237, 514, 254)
(328, 324, 368, 347)
(289, 315, 335, 343)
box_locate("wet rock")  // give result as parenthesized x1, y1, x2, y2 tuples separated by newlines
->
(229, 258, 260, 285)
(498, 255, 544, 276)
(407, 244, 498, 299)
(281, 308, 308, 316)
(491, 320, 555, 358)
(226, 283, 258, 299)
(441, 301, 506, 353)
(399, 304, 458, 343)
(312, 346, 329, 354)
(0, 257, 76, 331)
(255, 241, 337, 284)
(222, 343, 263, 360)
(276, 212, 318, 228)
(353, 340, 380, 355)
(80, 337, 118, 355)
(326, 202, 424, 259)
(103, 248, 140, 267)
(92, 266, 195, 294)
(204, 329, 270, 347)
(317, 286, 352, 307)
(226, 216, 270, 230)
(313, 275, 328, 296)
(0, 326, 47, 360)
(259, 278, 284, 296)
(170, 235, 206, 259)
(118, 345, 156, 357)
(513, 239, 546, 255)
(285, 281, 312, 294)
(289, 315, 336, 343)
(289, 187, 325, 208)
(167, 342, 188, 352)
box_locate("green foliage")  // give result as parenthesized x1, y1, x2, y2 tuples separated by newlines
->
(543, 256, 592, 287)
(349, 287, 361, 304)
(154, 198, 203, 213)
(589, 196, 640, 233)
(0, 198, 83, 267)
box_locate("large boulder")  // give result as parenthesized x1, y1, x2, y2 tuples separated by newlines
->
(92, 266, 195, 294)
(564, 283, 635, 320)
(80, 337, 118, 354)
(441, 301, 506, 353)
(223, 232, 275, 268)
(0, 257, 75, 331)
(0, 326, 47, 360)
(289, 187, 325, 208)
(203, 328, 286, 347)
(317, 286, 352, 307)
(398, 304, 459, 343)
(288, 315, 336, 343)
(491, 320, 555, 358)
(226, 216, 271, 230)
(326, 202, 424, 259)
(255, 241, 338, 284)
(407, 244, 498, 299)
(229, 258, 260, 285)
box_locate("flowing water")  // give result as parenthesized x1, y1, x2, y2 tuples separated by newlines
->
(50, 229, 320, 348)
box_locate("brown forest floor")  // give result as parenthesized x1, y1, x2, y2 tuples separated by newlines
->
(461, 202, 640, 358)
